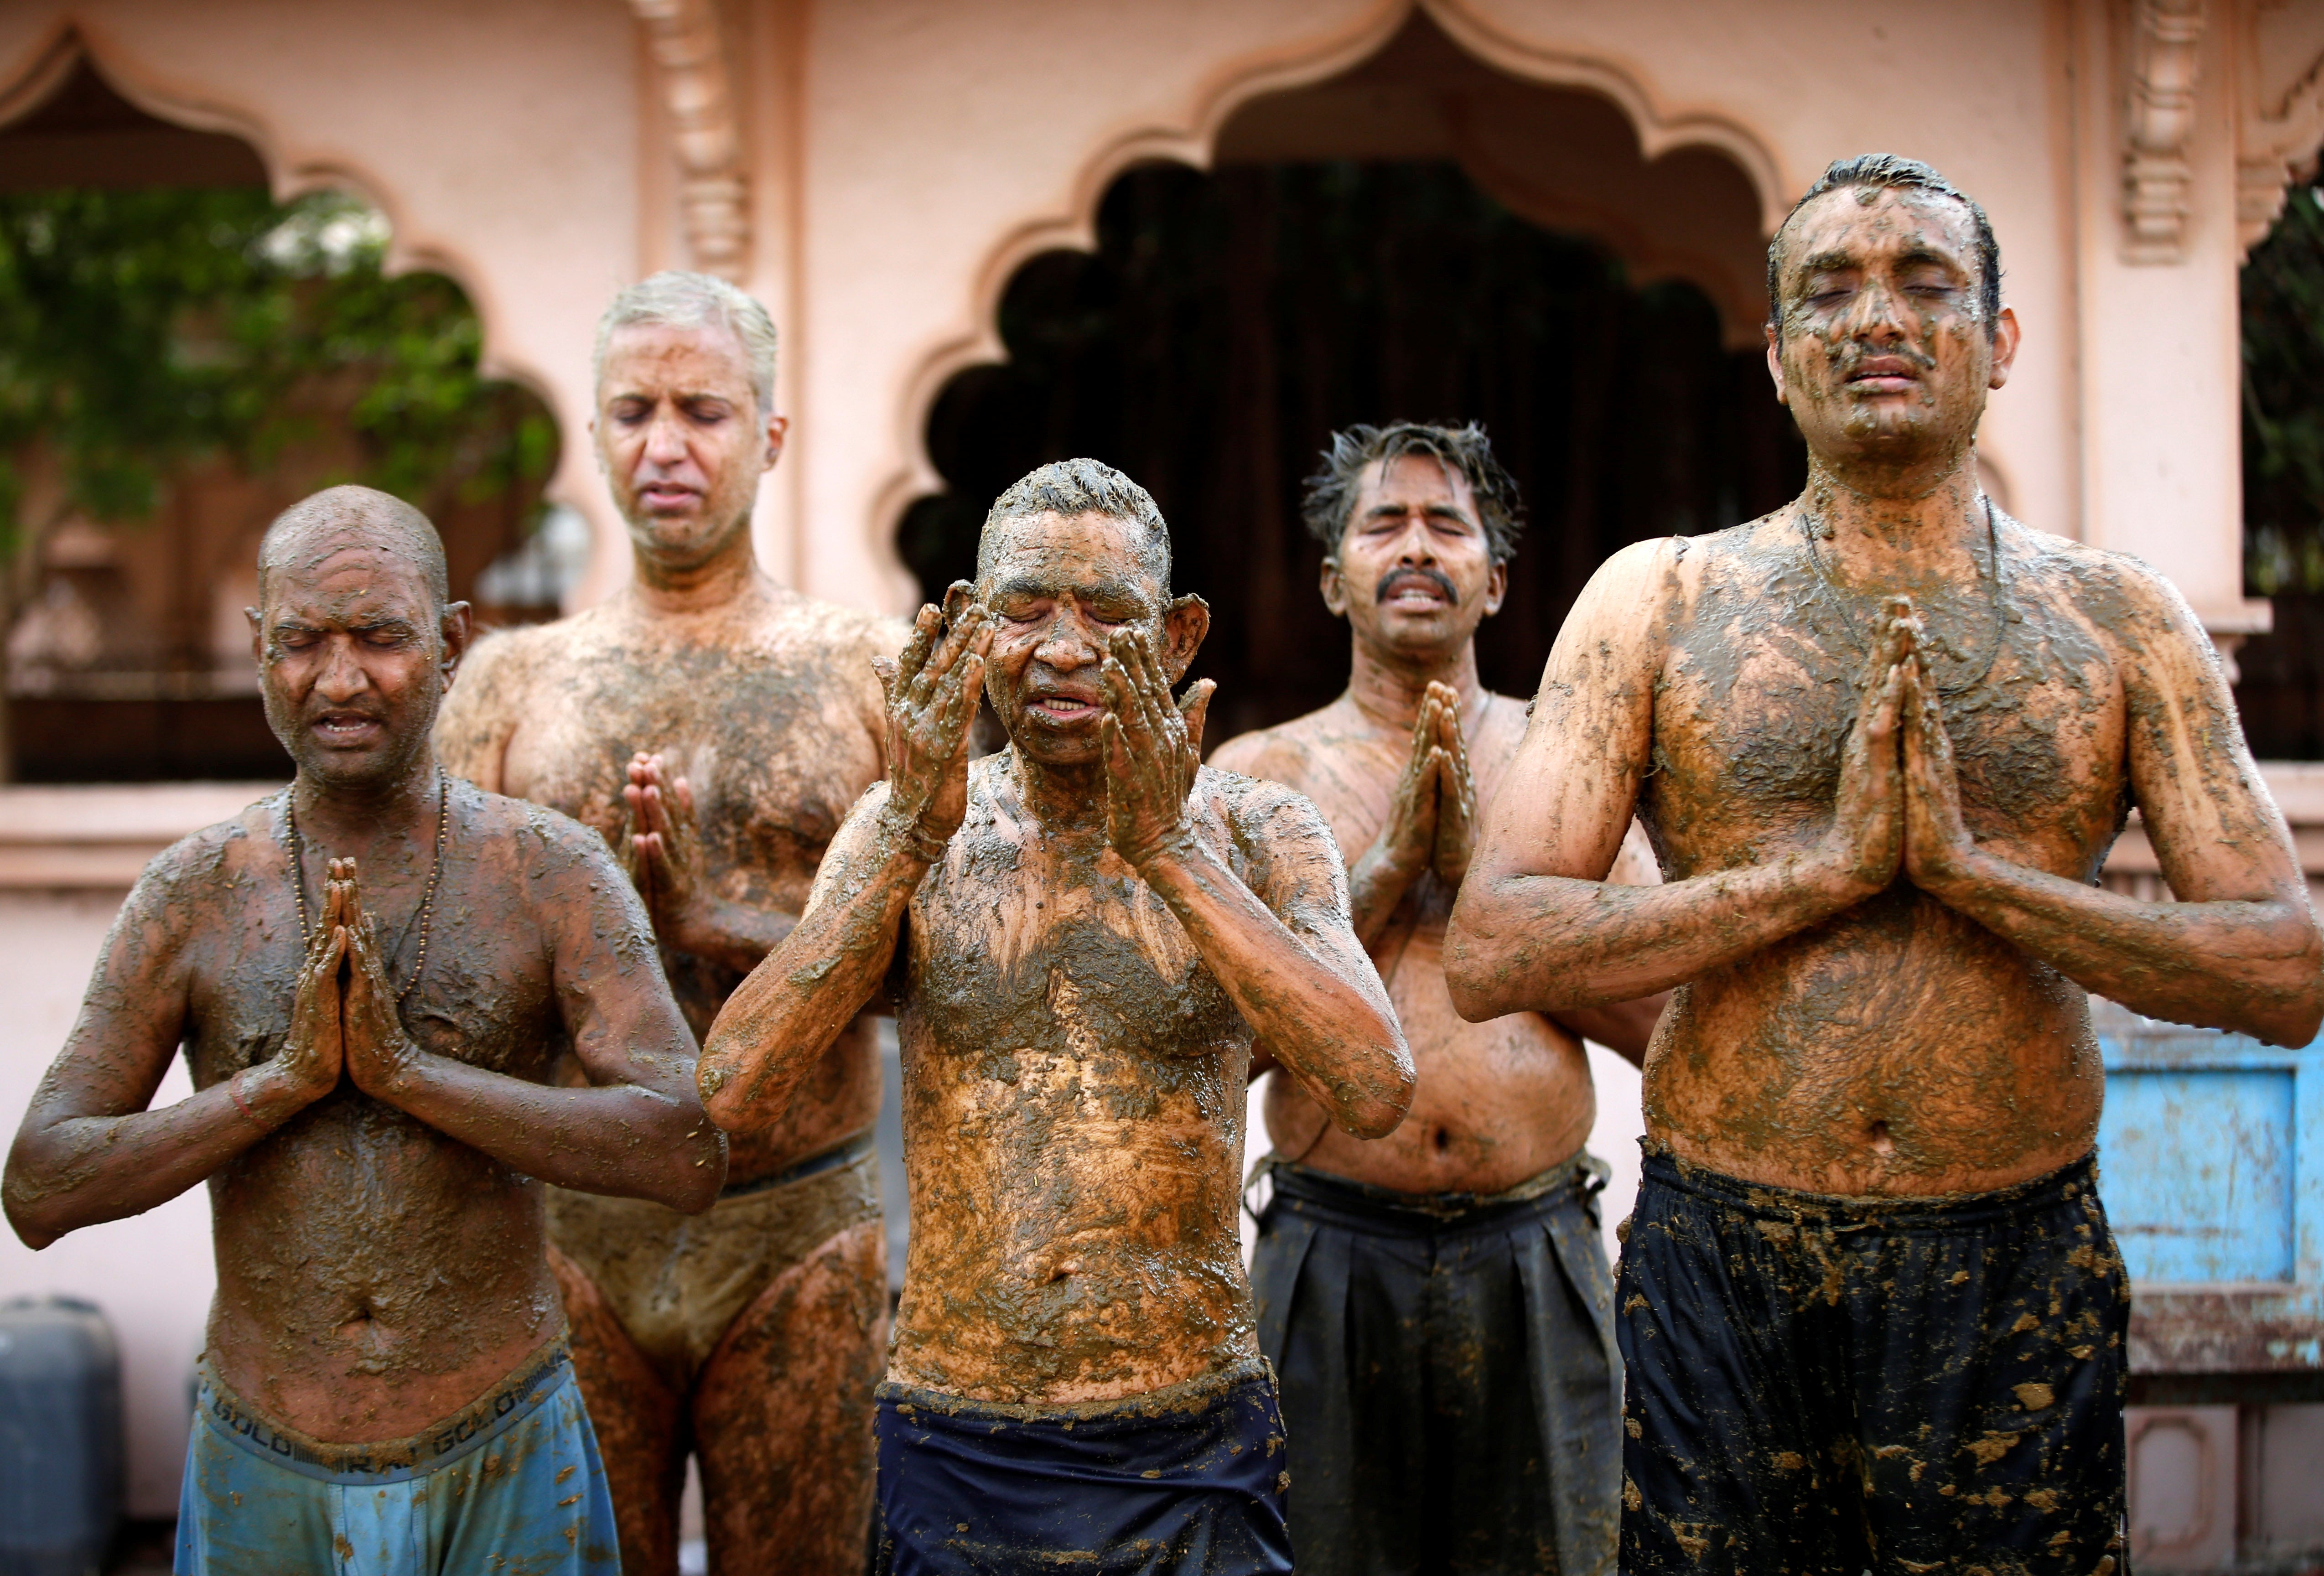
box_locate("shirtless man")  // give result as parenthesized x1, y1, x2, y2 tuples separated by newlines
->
(434, 272, 902, 1576)
(1444, 155, 2324, 1575)
(699, 458, 1414, 1574)
(4, 486, 723, 1574)
(1214, 421, 1660, 1576)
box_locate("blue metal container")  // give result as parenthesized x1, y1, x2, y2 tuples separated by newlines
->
(2096, 1006, 2323, 1373)
(0, 1297, 122, 1576)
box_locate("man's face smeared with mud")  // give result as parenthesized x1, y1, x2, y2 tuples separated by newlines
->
(961, 509, 1202, 769)
(252, 526, 456, 789)
(1769, 185, 2009, 471)
(594, 320, 776, 571)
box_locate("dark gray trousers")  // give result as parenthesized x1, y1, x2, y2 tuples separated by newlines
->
(1250, 1158, 1620, 1576)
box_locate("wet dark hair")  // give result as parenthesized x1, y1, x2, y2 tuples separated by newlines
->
(1300, 422, 1523, 566)
(978, 457, 1172, 593)
(1766, 154, 2002, 338)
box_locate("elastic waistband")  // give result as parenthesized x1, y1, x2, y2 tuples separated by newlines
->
(1260, 1153, 1603, 1234)
(194, 1336, 572, 1484)
(877, 1354, 1272, 1426)
(1640, 1149, 2101, 1232)
(720, 1129, 876, 1200)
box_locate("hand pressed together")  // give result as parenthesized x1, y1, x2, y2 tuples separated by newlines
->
(1810, 594, 1987, 908)
(270, 875, 349, 1105)
(622, 751, 708, 944)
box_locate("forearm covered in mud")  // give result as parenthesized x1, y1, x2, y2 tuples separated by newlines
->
(1923, 850, 2324, 1047)
(699, 814, 922, 1131)
(1345, 838, 1424, 954)
(1445, 854, 1862, 1020)
(5, 1063, 309, 1249)
(671, 896, 800, 977)
(1141, 837, 1412, 1138)
(379, 1053, 726, 1210)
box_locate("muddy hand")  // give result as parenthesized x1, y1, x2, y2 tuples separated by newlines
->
(1428, 684, 1478, 888)
(1100, 626, 1214, 869)
(275, 865, 349, 1103)
(1819, 646, 1907, 903)
(874, 593, 990, 862)
(1376, 690, 1446, 882)
(623, 751, 704, 939)
(336, 862, 421, 1099)
(1900, 654, 1975, 889)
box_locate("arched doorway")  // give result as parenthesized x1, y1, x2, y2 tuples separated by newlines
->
(897, 11, 1803, 736)
(0, 49, 566, 780)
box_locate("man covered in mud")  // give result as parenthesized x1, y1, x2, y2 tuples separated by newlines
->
(435, 272, 903, 1575)
(1445, 154, 2324, 1575)
(1213, 421, 1661, 1576)
(700, 458, 1414, 1575)
(4, 486, 724, 1574)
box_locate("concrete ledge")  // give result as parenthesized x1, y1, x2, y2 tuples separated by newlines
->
(0, 783, 280, 887)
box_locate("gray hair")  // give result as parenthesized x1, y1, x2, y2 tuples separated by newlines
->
(258, 485, 448, 611)
(1768, 154, 2001, 339)
(1300, 422, 1524, 566)
(977, 458, 1172, 592)
(593, 270, 779, 413)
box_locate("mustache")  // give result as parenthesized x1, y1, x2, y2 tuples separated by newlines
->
(1375, 567, 1458, 605)
(1829, 341, 1937, 375)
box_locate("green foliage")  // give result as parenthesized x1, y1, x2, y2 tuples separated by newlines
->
(2243, 183, 2324, 594)
(0, 187, 555, 559)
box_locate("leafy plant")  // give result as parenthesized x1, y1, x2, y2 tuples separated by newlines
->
(2243, 183, 2324, 595)
(0, 184, 553, 583)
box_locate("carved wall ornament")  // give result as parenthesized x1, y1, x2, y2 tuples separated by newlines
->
(632, 0, 749, 282)
(2235, 14, 2324, 256)
(2123, 0, 2206, 264)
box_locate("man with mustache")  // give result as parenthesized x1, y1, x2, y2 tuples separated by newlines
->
(5, 486, 724, 1574)
(699, 458, 1414, 1575)
(435, 272, 905, 1575)
(1446, 155, 2324, 1574)
(1211, 423, 1661, 1576)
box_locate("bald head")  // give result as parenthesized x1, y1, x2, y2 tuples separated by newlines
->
(258, 486, 448, 612)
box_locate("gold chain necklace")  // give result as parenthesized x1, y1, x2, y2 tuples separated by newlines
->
(1799, 495, 2006, 698)
(287, 768, 450, 1009)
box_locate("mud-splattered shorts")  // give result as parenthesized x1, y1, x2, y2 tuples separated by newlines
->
(1617, 1150, 2128, 1576)
(174, 1337, 620, 1575)
(1250, 1155, 1619, 1576)
(872, 1358, 1294, 1575)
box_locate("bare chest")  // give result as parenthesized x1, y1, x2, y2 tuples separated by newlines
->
(185, 872, 561, 1090)
(903, 832, 1250, 1089)
(498, 641, 881, 893)
(1647, 579, 2129, 876)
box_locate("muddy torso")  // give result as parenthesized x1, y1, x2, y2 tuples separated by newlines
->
(183, 788, 601, 1439)
(447, 585, 903, 1179)
(1640, 515, 2128, 1195)
(889, 756, 1269, 1405)
(1224, 695, 1596, 1192)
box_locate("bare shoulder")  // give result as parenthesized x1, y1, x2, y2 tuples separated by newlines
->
(2013, 521, 2208, 643)
(1199, 764, 1334, 848)
(1208, 702, 1348, 791)
(460, 780, 624, 876)
(135, 798, 276, 909)
(761, 588, 913, 659)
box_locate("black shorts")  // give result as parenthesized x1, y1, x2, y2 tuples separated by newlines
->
(1618, 1150, 2129, 1576)
(872, 1361, 1292, 1576)
(1252, 1157, 1619, 1576)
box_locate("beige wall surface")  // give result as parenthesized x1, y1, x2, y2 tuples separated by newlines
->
(0, 0, 644, 607)
(4, 0, 2307, 639)
(0, 888, 211, 1520)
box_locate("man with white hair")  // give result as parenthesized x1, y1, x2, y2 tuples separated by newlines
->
(436, 272, 906, 1575)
